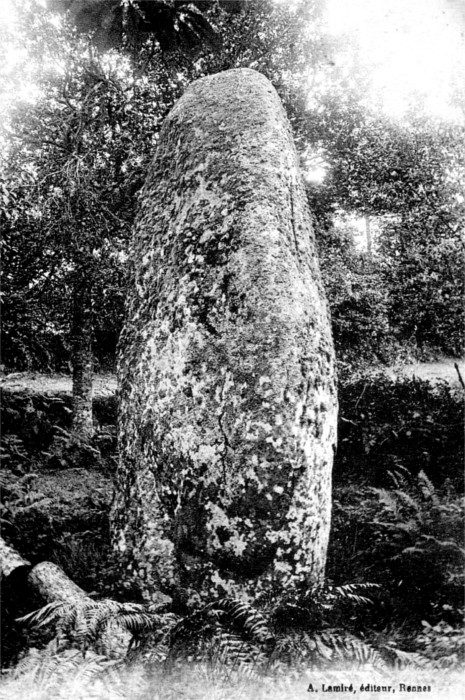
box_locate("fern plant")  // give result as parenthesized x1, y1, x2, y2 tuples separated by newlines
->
(18, 576, 451, 679)
(17, 584, 388, 675)
(330, 471, 465, 625)
(0, 644, 144, 700)
(17, 598, 177, 660)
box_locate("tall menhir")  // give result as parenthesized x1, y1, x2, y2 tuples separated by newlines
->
(113, 68, 338, 606)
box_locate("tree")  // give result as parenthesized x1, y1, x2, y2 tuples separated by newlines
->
(4, 0, 461, 383)
(2, 19, 129, 433)
(1, 0, 233, 432)
(300, 71, 465, 360)
(1, 0, 332, 379)
(47, 0, 235, 53)
(2, 3, 463, 665)
(1, 1, 195, 432)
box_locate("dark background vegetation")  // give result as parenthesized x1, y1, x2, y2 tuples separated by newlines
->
(0, 0, 464, 694)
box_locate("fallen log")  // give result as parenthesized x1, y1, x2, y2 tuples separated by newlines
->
(27, 562, 89, 606)
(0, 536, 89, 610)
(0, 535, 31, 578)
(0, 536, 90, 664)
(0, 537, 135, 660)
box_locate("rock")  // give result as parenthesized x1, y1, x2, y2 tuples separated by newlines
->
(114, 68, 337, 604)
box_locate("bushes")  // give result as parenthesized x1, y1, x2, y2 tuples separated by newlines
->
(318, 226, 394, 367)
(0, 390, 117, 457)
(10, 584, 437, 676)
(1, 374, 463, 678)
(417, 618, 465, 668)
(328, 475, 465, 625)
(0, 467, 112, 566)
(329, 375, 464, 639)
(336, 375, 464, 488)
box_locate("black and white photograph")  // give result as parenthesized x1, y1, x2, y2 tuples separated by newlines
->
(0, 1, 464, 698)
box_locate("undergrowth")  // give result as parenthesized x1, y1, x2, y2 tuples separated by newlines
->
(2, 585, 464, 700)
(11, 578, 463, 674)
(328, 471, 465, 627)
(2, 645, 463, 700)
(1, 376, 463, 698)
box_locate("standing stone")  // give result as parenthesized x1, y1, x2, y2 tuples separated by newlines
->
(113, 68, 337, 605)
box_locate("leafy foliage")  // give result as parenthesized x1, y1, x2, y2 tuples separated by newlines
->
(1, 645, 135, 700)
(17, 598, 174, 659)
(335, 375, 464, 487)
(48, 0, 232, 54)
(328, 475, 465, 624)
(2, 0, 462, 372)
(2, 377, 463, 686)
(1, 4, 157, 372)
(0, 470, 50, 535)
(304, 72, 464, 362)
(1, 1, 463, 691)
(318, 225, 392, 366)
(15, 575, 463, 697)
(417, 618, 465, 669)
(15, 582, 410, 675)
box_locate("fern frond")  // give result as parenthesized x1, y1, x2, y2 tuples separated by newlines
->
(382, 645, 431, 669)
(212, 598, 274, 643)
(393, 490, 421, 512)
(117, 610, 162, 635)
(326, 583, 380, 606)
(254, 590, 277, 610)
(319, 630, 386, 669)
(387, 464, 415, 490)
(169, 597, 273, 657)
(397, 537, 465, 561)
(16, 597, 165, 658)
(371, 488, 400, 513)
(17, 601, 72, 630)
(314, 632, 334, 662)
(268, 630, 318, 669)
(417, 470, 436, 501)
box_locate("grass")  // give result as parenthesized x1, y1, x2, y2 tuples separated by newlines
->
(1, 651, 464, 700)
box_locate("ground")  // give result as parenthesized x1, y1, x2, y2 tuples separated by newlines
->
(0, 357, 463, 395)
(0, 372, 117, 396)
(384, 357, 464, 385)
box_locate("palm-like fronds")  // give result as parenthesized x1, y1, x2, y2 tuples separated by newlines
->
(2, 644, 143, 700)
(162, 598, 273, 678)
(209, 598, 274, 644)
(267, 630, 318, 669)
(15, 586, 448, 677)
(169, 598, 272, 651)
(319, 630, 387, 669)
(323, 582, 381, 607)
(381, 645, 431, 670)
(10, 645, 118, 685)
(16, 598, 173, 658)
(47, 0, 226, 54)
(18, 601, 72, 631)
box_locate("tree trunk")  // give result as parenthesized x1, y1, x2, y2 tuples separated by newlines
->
(365, 215, 373, 262)
(114, 68, 338, 605)
(71, 264, 94, 437)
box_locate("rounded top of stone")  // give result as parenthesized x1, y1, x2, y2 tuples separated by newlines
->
(170, 67, 280, 121)
(189, 67, 275, 91)
(196, 67, 270, 80)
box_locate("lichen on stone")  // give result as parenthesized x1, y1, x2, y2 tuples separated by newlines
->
(113, 68, 337, 604)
